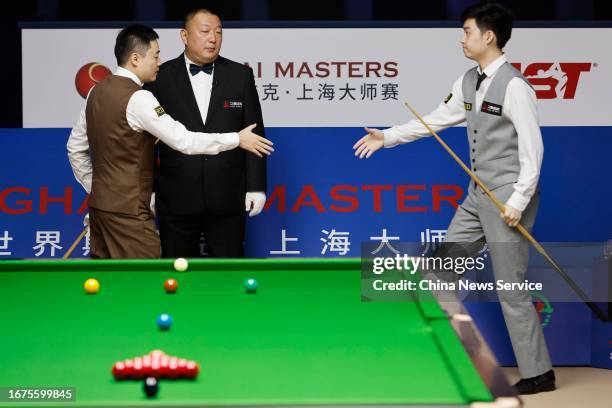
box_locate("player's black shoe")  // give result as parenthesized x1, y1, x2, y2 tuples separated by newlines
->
(513, 369, 556, 395)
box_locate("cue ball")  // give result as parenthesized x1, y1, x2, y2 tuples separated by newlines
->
(143, 376, 159, 398)
(173, 258, 188, 272)
(244, 278, 258, 293)
(164, 278, 178, 293)
(157, 313, 172, 330)
(84, 278, 100, 294)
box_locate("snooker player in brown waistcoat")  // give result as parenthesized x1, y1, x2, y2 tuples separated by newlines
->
(67, 24, 274, 259)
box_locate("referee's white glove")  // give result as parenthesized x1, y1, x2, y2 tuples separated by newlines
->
(245, 192, 266, 217)
(83, 213, 90, 227)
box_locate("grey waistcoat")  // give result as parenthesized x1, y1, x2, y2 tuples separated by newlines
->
(462, 62, 531, 190)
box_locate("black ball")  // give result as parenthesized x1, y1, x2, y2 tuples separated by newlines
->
(143, 376, 159, 398)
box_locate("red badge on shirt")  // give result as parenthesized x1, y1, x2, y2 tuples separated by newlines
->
(223, 100, 243, 109)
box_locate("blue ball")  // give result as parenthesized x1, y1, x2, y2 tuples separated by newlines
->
(244, 278, 258, 293)
(157, 313, 172, 330)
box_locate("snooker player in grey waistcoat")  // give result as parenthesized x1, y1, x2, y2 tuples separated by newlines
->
(353, 2, 555, 395)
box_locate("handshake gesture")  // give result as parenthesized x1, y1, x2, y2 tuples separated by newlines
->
(238, 124, 274, 157)
(353, 127, 385, 159)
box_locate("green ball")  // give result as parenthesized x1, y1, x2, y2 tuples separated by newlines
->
(244, 278, 258, 293)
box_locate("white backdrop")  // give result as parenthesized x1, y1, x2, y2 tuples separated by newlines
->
(22, 27, 611, 127)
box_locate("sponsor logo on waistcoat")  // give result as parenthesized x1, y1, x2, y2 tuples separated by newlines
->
(481, 101, 502, 116)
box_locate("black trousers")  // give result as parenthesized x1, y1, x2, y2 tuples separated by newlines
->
(158, 211, 245, 258)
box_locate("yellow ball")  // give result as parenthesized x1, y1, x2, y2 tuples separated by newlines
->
(84, 278, 100, 294)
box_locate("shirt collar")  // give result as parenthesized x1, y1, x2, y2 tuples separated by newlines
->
(477, 54, 507, 77)
(115, 67, 143, 87)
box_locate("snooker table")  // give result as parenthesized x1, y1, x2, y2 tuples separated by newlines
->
(0, 259, 519, 407)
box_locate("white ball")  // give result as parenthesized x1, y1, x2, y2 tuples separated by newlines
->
(173, 258, 188, 272)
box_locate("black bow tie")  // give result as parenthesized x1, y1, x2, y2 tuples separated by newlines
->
(189, 63, 214, 76)
(476, 71, 487, 91)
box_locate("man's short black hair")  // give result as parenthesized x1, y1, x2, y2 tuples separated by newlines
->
(183, 8, 221, 29)
(461, 2, 513, 49)
(114, 24, 159, 66)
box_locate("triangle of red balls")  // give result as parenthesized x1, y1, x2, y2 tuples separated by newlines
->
(112, 349, 199, 380)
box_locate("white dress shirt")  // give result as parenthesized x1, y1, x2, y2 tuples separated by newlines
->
(67, 67, 239, 193)
(383, 54, 543, 212)
(185, 55, 214, 125)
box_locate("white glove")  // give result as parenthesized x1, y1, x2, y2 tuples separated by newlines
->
(150, 192, 156, 216)
(245, 192, 266, 217)
(83, 213, 90, 227)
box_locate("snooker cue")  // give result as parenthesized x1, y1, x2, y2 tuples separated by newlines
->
(405, 101, 609, 322)
(62, 227, 88, 259)
(62, 139, 162, 260)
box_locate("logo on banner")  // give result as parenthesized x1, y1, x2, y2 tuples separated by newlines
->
(531, 291, 554, 328)
(75, 62, 111, 98)
(512, 62, 594, 100)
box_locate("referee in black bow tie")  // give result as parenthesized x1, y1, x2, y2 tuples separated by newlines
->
(144, 8, 268, 258)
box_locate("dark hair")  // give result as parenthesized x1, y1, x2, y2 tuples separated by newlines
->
(114, 24, 159, 66)
(183, 8, 220, 29)
(461, 2, 513, 49)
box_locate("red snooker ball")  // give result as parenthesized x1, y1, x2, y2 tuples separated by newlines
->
(176, 358, 188, 377)
(184, 361, 199, 379)
(112, 361, 126, 380)
(123, 359, 134, 378)
(164, 278, 178, 294)
(159, 356, 170, 377)
(168, 357, 180, 379)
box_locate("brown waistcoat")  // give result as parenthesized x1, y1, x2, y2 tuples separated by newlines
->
(86, 75, 156, 215)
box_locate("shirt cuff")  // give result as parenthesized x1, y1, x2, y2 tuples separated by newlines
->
(506, 190, 530, 212)
(383, 128, 400, 148)
(222, 132, 240, 149)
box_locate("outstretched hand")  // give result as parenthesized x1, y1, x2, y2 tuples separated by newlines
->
(238, 123, 274, 157)
(353, 127, 384, 159)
